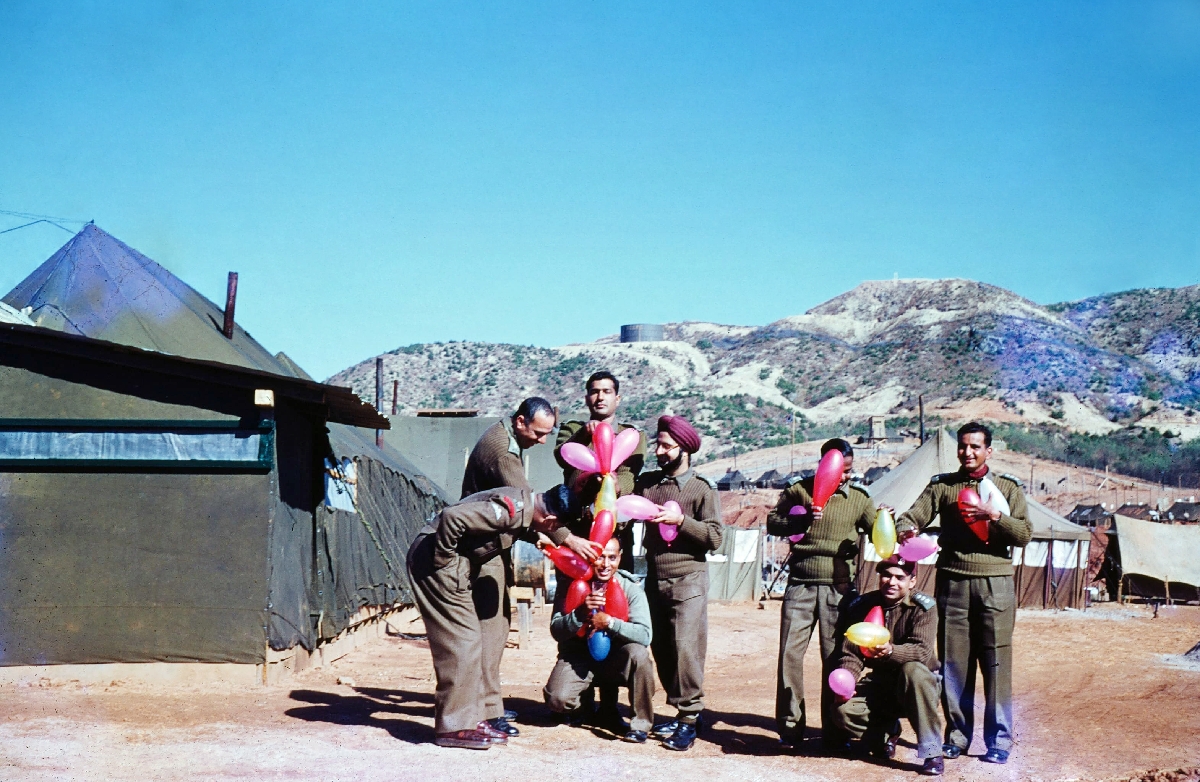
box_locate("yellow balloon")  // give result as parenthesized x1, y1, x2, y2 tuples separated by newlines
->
(592, 473, 618, 516)
(873, 508, 897, 559)
(845, 622, 891, 648)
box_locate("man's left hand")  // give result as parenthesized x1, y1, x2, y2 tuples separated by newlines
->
(863, 642, 893, 659)
(651, 507, 685, 526)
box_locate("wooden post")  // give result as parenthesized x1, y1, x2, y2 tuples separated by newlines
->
(391, 379, 399, 416)
(1165, 578, 1172, 606)
(919, 395, 925, 443)
(1044, 532, 1053, 609)
(375, 357, 384, 448)
(222, 272, 238, 339)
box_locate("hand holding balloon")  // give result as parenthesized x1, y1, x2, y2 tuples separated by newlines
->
(654, 500, 684, 544)
(844, 622, 890, 648)
(828, 668, 856, 701)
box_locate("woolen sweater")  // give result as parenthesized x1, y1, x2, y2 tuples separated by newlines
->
(635, 469, 723, 580)
(766, 478, 875, 585)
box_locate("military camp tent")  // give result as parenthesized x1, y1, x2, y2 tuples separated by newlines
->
(855, 429, 1091, 608)
(0, 225, 442, 673)
(1110, 515, 1200, 603)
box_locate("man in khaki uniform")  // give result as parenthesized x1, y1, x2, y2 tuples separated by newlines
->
(459, 397, 559, 737)
(406, 486, 568, 749)
(544, 536, 656, 744)
(897, 422, 1031, 765)
(635, 415, 722, 751)
(766, 438, 875, 748)
(829, 555, 944, 776)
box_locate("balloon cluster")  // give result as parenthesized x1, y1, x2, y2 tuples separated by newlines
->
(545, 422, 640, 660)
(828, 605, 890, 700)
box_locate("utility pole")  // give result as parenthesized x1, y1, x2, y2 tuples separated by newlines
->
(918, 395, 925, 443)
(375, 357, 384, 448)
(789, 413, 796, 474)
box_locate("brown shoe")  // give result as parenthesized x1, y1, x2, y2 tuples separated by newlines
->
(475, 721, 509, 744)
(435, 729, 492, 749)
(921, 757, 944, 776)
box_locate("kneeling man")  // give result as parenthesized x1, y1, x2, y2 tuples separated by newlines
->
(829, 555, 945, 776)
(544, 536, 656, 744)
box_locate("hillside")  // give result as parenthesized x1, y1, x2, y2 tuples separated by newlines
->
(329, 279, 1200, 460)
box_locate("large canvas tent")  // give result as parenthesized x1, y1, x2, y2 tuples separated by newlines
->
(0, 226, 442, 675)
(855, 429, 1091, 608)
(1110, 515, 1200, 603)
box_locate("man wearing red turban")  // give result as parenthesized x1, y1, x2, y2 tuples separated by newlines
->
(634, 415, 723, 751)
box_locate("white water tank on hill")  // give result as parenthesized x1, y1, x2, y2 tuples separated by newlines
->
(620, 323, 664, 343)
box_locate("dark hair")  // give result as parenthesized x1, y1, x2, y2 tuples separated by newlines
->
(542, 484, 580, 519)
(513, 396, 554, 423)
(586, 370, 620, 395)
(820, 438, 854, 458)
(956, 422, 993, 447)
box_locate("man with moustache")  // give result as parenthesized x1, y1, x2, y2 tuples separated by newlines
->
(896, 422, 1031, 765)
(635, 415, 722, 751)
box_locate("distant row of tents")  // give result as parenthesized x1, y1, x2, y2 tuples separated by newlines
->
(0, 225, 445, 672)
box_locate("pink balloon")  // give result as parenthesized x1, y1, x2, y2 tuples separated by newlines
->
(610, 427, 641, 470)
(788, 533, 806, 543)
(615, 495, 659, 520)
(897, 535, 939, 561)
(560, 442, 599, 473)
(660, 500, 682, 544)
(828, 668, 856, 700)
(788, 505, 807, 515)
(593, 422, 614, 474)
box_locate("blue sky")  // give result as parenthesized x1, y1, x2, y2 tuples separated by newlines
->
(2, 2, 1198, 380)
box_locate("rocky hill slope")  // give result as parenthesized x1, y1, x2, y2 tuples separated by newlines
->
(329, 279, 1200, 460)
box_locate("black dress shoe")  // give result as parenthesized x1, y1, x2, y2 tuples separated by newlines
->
(622, 729, 648, 744)
(662, 721, 697, 751)
(921, 757, 945, 776)
(942, 743, 963, 759)
(487, 717, 520, 737)
(594, 707, 628, 735)
(981, 748, 1009, 764)
(650, 719, 679, 739)
(503, 709, 518, 721)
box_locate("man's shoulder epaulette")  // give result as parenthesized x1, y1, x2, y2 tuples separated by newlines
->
(912, 592, 935, 611)
(994, 473, 1024, 488)
(697, 474, 718, 490)
(786, 475, 805, 487)
(930, 473, 955, 485)
(849, 482, 871, 498)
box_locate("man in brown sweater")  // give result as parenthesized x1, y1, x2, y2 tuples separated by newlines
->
(406, 486, 570, 749)
(554, 370, 648, 509)
(635, 415, 722, 751)
(829, 555, 944, 776)
(459, 397, 578, 737)
(766, 438, 875, 748)
(896, 422, 1032, 765)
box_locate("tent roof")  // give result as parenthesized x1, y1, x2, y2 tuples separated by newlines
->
(1026, 498, 1090, 541)
(4, 224, 296, 376)
(867, 428, 959, 514)
(1113, 514, 1200, 586)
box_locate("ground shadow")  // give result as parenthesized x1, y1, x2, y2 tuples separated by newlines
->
(284, 687, 435, 744)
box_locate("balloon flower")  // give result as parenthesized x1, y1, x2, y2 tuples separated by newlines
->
(957, 487, 990, 543)
(811, 448, 844, 510)
(828, 668, 857, 700)
(872, 508, 897, 559)
(553, 421, 641, 657)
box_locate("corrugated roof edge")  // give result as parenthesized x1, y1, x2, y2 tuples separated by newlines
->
(0, 322, 388, 430)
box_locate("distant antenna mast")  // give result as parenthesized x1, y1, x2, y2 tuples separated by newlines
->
(222, 272, 238, 339)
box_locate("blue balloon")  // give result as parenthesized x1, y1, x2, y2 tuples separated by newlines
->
(587, 629, 611, 661)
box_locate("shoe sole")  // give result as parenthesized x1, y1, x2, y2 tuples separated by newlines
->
(435, 739, 492, 750)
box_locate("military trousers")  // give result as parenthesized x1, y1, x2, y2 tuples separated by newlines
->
(832, 662, 944, 759)
(775, 581, 854, 739)
(646, 569, 709, 719)
(935, 572, 1016, 753)
(407, 532, 489, 734)
(543, 641, 656, 732)
(474, 551, 510, 722)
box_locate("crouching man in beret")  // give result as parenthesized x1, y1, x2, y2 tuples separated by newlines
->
(544, 535, 656, 743)
(828, 555, 945, 776)
(406, 486, 571, 750)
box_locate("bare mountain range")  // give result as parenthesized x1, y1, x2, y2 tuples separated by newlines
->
(329, 279, 1200, 460)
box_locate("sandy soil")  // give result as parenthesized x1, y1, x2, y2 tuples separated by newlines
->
(0, 603, 1196, 782)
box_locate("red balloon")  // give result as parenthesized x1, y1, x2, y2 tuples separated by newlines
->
(563, 578, 592, 637)
(590, 509, 615, 547)
(545, 545, 595, 581)
(604, 578, 630, 621)
(865, 605, 884, 626)
(957, 487, 989, 543)
(811, 449, 844, 509)
(593, 422, 614, 475)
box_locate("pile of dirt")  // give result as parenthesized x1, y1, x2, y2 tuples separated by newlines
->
(1113, 769, 1200, 782)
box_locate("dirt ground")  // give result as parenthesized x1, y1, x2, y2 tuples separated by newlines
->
(0, 602, 1197, 782)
